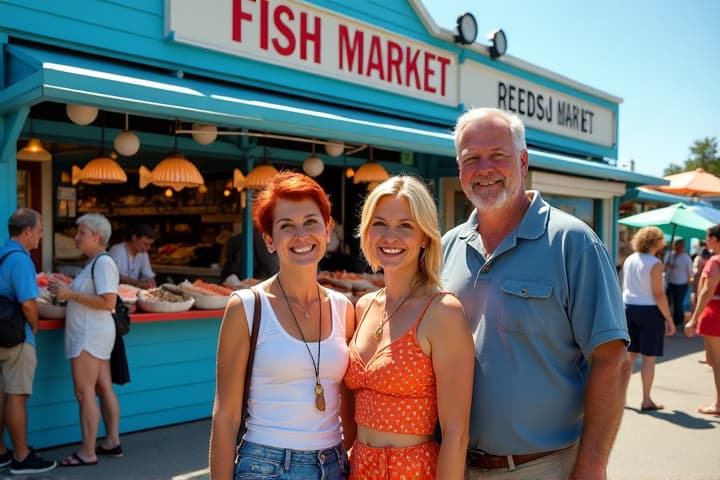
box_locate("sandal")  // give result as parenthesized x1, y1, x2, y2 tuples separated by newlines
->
(59, 452, 98, 467)
(96, 444, 124, 458)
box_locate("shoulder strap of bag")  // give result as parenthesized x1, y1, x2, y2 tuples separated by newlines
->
(0, 249, 28, 266)
(90, 253, 113, 294)
(240, 288, 262, 436)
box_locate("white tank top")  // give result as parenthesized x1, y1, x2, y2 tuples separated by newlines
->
(622, 252, 660, 306)
(235, 287, 351, 450)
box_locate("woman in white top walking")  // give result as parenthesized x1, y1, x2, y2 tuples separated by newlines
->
(622, 226, 676, 412)
(210, 172, 355, 480)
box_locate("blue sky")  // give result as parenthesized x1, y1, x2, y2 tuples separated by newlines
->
(422, 0, 720, 178)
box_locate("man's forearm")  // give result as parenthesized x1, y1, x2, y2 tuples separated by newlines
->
(571, 342, 631, 479)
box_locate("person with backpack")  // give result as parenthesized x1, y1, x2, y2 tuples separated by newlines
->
(0, 208, 57, 474)
(48, 213, 123, 467)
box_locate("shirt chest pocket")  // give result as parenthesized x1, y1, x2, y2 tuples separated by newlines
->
(498, 278, 554, 336)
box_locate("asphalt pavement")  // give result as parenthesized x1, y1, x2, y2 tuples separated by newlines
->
(2, 333, 718, 480)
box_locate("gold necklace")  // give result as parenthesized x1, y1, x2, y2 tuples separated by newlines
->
(276, 277, 326, 412)
(373, 288, 414, 340)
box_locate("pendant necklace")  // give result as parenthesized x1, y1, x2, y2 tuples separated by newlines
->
(277, 277, 326, 412)
(373, 287, 414, 340)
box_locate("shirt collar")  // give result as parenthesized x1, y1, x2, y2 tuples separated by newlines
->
(457, 190, 549, 241)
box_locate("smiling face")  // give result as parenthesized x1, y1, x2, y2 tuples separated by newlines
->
(366, 195, 428, 274)
(265, 198, 330, 268)
(456, 115, 528, 213)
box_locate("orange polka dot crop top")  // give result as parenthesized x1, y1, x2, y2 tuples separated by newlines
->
(344, 294, 441, 435)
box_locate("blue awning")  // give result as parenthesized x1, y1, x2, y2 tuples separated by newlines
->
(3, 44, 455, 156)
(527, 150, 667, 186)
(2, 44, 667, 186)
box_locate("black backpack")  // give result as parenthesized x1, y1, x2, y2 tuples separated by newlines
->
(0, 250, 30, 347)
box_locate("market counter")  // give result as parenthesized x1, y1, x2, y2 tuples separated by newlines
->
(27, 310, 224, 449)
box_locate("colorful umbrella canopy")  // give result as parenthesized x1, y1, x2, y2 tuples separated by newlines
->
(646, 168, 720, 196)
(618, 203, 715, 239)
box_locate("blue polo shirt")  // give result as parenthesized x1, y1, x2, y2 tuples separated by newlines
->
(441, 191, 628, 455)
(0, 239, 38, 346)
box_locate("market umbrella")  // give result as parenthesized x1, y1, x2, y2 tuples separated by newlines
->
(618, 203, 714, 241)
(687, 204, 720, 224)
(646, 168, 720, 196)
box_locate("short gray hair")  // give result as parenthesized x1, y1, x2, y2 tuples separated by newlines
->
(77, 213, 112, 247)
(453, 107, 527, 155)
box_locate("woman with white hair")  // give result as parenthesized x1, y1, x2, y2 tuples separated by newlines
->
(48, 213, 122, 467)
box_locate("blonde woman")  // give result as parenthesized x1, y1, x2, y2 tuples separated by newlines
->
(345, 176, 474, 479)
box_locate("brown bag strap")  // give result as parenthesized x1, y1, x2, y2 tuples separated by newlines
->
(239, 287, 262, 440)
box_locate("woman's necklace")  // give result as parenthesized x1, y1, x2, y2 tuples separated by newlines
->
(276, 277, 326, 412)
(373, 288, 414, 340)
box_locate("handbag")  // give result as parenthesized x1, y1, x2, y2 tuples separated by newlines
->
(0, 250, 28, 348)
(237, 287, 262, 442)
(91, 253, 131, 336)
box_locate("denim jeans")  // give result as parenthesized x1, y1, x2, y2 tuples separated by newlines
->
(235, 440, 349, 479)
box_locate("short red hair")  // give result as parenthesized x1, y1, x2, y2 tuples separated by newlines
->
(252, 171, 332, 235)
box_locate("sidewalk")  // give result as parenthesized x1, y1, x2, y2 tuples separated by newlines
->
(3, 334, 718, 480)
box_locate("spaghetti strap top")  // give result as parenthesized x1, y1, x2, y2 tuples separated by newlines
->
(344, 292, 444, 435)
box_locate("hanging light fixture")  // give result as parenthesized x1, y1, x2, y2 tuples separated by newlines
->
(192, 123, 218, 145)
(72, 114, 127, 185)
(17, 117, 52, 162)
(66, 104, 99, 125)
(232, 168, 246, 191)
(18, 138, 52, 162)
(245, 145, 278, 190)
(353, 146, 389, 184)
(302, 142, 325, 177)
(113, 113, 140, 156)
(139, 121, 204, 191)
(324, 140, 344, 157)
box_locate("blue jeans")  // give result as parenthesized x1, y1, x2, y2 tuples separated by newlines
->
(234, 440, 348, 480)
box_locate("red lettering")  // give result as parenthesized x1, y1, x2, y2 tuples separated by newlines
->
(272, 5, 295, 56)
(299, 12, 321, 63)
(423, 51, 436, 94)
(338, 25, 364, 74)
(436, 55, 450, 97)
(259, 0, 269, 50)
(232, 0, 254, 43)
(405, 47, 420, 89)
(366, 35, 385, 80)
(386, 41, 403, 85)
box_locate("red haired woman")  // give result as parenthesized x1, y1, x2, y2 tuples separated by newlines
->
(210, 172, 355, 480)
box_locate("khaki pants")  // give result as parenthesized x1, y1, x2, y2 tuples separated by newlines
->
(0, 342, 36, 395)
(465, 445, 578, 480)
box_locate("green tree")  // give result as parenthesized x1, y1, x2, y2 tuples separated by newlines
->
(664, 137, 720, 175)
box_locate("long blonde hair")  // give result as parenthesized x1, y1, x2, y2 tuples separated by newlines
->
(358, 175, 441, 296)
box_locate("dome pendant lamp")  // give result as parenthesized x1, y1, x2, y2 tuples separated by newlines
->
(72, 114, 127, 185)
(139, 121, 204, 191)
(353, 146, 389, 184)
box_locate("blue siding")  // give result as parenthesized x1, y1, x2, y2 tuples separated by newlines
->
(14, 317, 221, 449)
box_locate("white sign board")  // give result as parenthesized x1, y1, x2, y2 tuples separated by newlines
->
(167, 0, 459, 106)
(460, 61, 616, 148)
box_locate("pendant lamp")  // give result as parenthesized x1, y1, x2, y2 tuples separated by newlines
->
(302, 143, 325, 177)
(113, 114, 140, 156)
(139, 122, 204, 191)
(66, 104, 99, 125)
(18, 137, 52, 162)
(72, 116, 127, 185)
(245, 146, 278, 190)
(324, 140, 344, 158)
(17, 118, 52, 162)
(353, 146, 389, 184)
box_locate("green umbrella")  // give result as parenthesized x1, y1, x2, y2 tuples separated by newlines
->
(619, 202, 715, 240)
